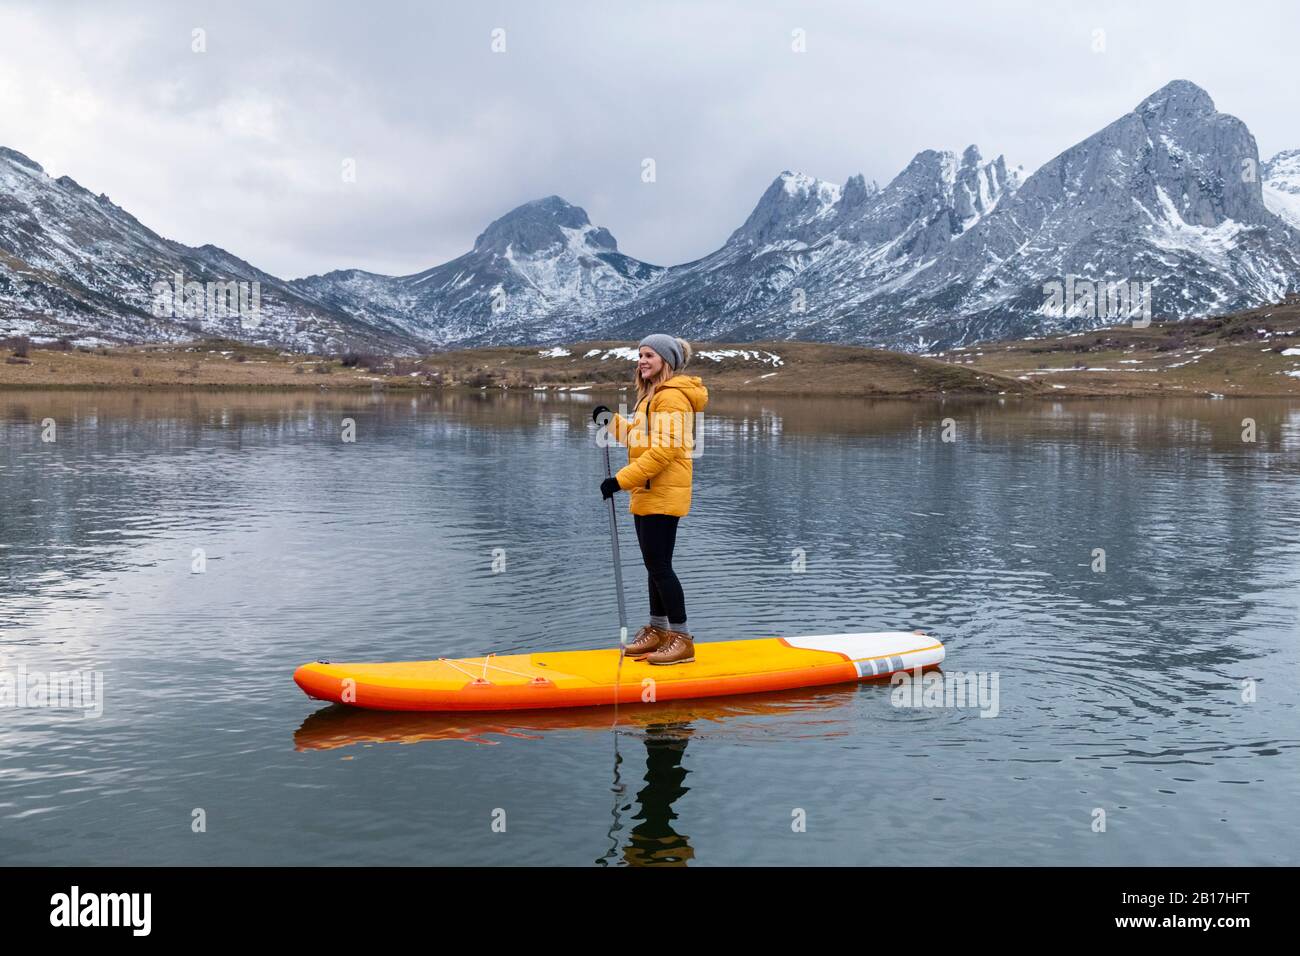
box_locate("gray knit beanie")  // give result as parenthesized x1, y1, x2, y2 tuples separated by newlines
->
(639, 333, 683, 371)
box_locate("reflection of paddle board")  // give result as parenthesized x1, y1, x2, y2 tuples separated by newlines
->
(293, 684, 871, 750)
(293, 631, 944, 713)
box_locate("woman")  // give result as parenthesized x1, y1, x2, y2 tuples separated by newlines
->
(592, 334, 708, 665)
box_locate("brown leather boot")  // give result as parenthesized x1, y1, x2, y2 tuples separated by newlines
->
(623, 624, 669, 660)
(646, 630, 695, 666)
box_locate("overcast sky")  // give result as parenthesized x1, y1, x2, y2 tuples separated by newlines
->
(1, 0, 1296, 279)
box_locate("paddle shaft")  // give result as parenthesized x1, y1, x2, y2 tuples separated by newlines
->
(602, 433, 629, 645)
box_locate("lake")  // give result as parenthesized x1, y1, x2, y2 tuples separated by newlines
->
(1, 388, 1297, 865)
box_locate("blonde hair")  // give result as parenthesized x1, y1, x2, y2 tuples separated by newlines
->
(634, 338, 692, 404)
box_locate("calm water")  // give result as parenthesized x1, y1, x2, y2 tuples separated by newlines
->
(1, 388, 1297, 866)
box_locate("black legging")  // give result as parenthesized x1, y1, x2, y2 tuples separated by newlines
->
(633, 513, 686, 626)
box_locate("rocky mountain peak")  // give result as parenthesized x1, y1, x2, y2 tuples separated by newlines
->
(895, 149, 958, 194)
(729, 171, 841, 245)
(0, 146, 44, 173)
(1131, 79, 1266, 227)
(1262, 148, 1300, 230)
(473, 195, 612, 255)
(835, 173, 879, 221)
(1264, 149, 1300, 178)
(1136, 79, 1216, 121)
(954, 148, 1014, 225)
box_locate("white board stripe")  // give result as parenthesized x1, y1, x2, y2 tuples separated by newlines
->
(783, 631, 945, 664)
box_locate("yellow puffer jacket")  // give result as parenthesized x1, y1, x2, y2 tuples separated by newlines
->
(607, 374, 709, 517)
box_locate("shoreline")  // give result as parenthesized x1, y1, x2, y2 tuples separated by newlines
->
(5, 296, 1300, 399)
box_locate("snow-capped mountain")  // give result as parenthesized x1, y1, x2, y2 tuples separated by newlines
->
(291, 196, 661, 348)
(2, 80, 1297, 354)
(876, 80, 1300, 348)
(1263, 149, 1300, 231)
(609, 81, 1298, 350)
(601, 146, 1021, 342)
(0, 146, 416, 352)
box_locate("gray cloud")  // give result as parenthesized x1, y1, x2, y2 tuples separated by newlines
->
(1, 0, 1296, 279)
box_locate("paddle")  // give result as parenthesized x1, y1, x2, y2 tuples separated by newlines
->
(596, 406, 632, 751)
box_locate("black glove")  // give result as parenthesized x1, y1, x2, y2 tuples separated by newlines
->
(600, 477, 622, 499)
(592, 404, 612, 426)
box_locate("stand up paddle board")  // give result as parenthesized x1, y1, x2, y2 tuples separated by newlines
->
(294, 631, 944, 712)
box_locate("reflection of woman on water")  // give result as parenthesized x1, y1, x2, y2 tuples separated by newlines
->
(607, 723, 695, 867)
(593, 334, 709, 666)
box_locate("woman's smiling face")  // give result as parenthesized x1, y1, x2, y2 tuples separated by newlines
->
(638, 346, 663, 380)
